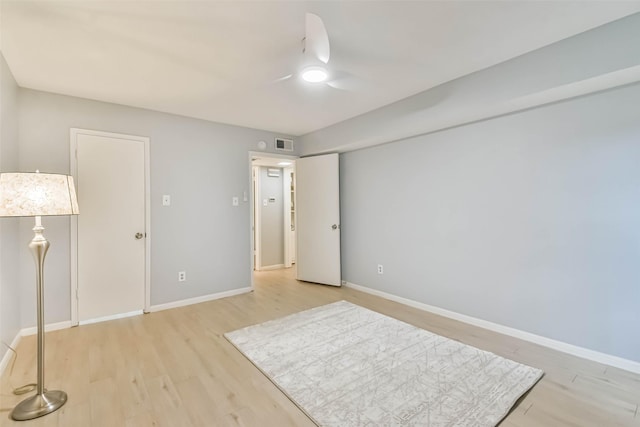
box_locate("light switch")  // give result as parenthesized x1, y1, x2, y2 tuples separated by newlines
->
(162, 195, 171, 206)
(243, 191, 248, 202)
(232, 196, 239, 206)
(263, 199, 268, 206)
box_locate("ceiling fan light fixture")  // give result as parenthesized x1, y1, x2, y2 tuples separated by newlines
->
(301, 66, 328, 83)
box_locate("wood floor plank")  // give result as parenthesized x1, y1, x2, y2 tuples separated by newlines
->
(1, 267, 639, 426)
(89, 377, 125, 427)
(124, 411, 159, 427)
(58, 400, 91, 427)
(144, 374, 193, 427)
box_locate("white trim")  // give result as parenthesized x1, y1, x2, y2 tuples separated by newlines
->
(148, 287, 252, 313)
(0, 330, 22, 377)
(283, 167, 292, 269)
(250, 164, 255, 288)
(144, 134, 151, 313)
(253, 165, 262, 273)
(70, 130, 78, 325)
(70, 128, 151, 324)
(258, 264, 286, 271)
(79, 310, 143, 326)
(249, 156, 255, 288)
(20, 320, 73, 337)
(2, 321, 77, 376)
(344, 281, 640, 374)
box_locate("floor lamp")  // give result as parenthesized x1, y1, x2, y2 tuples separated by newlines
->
(0, 171, 79, 421)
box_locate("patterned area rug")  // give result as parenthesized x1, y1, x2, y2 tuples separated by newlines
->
(225, 301, 543, 426)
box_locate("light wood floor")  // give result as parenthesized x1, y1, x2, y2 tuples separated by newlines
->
(1, 268, 639, 426)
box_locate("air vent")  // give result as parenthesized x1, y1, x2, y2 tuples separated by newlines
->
(275, 138, 294, 152)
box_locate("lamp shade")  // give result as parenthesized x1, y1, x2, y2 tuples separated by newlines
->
(0, 172, 79, 217)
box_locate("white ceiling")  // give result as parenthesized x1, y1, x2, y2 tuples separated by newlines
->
(2, 1, 639, 136)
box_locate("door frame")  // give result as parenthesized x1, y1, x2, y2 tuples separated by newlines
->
(283, 166, 295, 268)
(252, 165, 262, 272)
(248, 151, 298, 289)
(69, 128, 151, 326)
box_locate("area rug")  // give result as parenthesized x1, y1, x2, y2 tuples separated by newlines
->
(224, 300, 543, 426)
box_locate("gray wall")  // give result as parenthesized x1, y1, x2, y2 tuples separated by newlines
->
(0, 50, 21, 347)
(339, 82, 640, 362)
(18, 88, 296, 326)
(258, 167, 284, 268)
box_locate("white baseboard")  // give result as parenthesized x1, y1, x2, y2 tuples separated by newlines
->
(79, 310, 143, 326)
(21, 320, 73, 337)
(0, 330, 22, 377)
(344, 281, 640, 374)
(1, 320, 76, 376)
(2, 287, 253, 374)
(257, 264, 285, 272)
(148, 287, 252, 312)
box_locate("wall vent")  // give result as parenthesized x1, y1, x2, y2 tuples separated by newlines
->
(275, 138, 294, 152)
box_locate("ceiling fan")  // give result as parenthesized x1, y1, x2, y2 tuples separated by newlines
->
(276, 13, 360, 90)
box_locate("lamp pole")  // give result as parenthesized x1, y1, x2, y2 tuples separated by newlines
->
(11, 216, 68, 420)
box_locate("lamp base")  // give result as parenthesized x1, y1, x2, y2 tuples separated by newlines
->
(10, 390, 67, 421)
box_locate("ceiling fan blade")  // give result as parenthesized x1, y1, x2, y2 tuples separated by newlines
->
(272, 73, 294, 83)
(305, 13, 330, 64)
(326, 71, 364, 91)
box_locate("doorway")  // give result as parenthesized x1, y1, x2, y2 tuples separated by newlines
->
(70, 129, 150, 325)
(249, 153, 297, 286)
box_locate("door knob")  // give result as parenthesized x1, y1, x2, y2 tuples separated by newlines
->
(331, 224, 338, 230)
(135, 232, 144, 240)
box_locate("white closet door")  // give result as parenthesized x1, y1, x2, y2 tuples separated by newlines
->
(76, 132, 146, 322)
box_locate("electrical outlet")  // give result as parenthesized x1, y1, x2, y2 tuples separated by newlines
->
(377, 264, 384, 275)
(232, 196, 239, 206)
(178, 271, 186, 282)
(162, 195, 171, 206)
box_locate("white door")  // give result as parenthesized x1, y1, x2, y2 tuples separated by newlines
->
(296, 153, 341, 286)
(74, 131, 147, 323)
